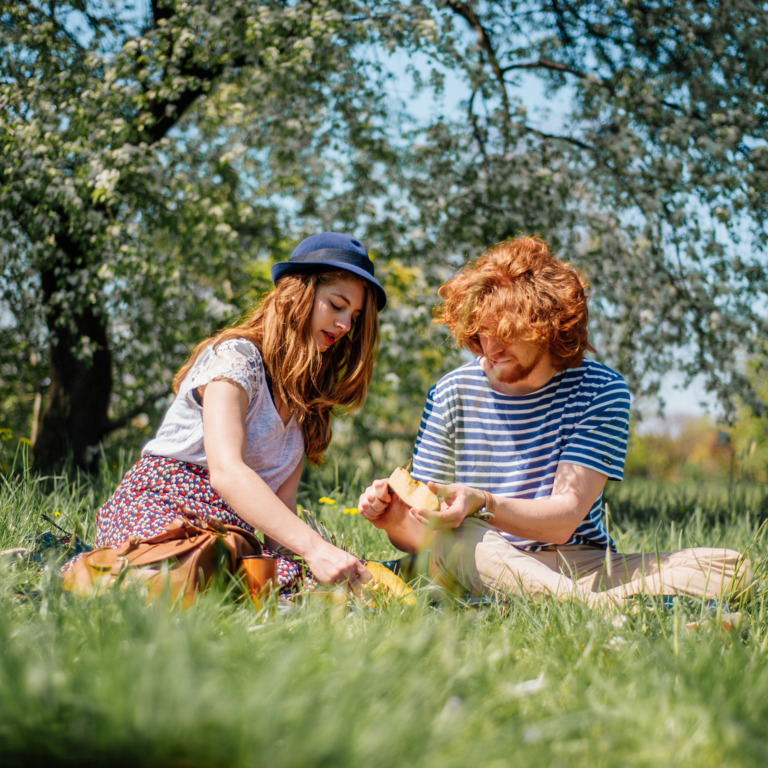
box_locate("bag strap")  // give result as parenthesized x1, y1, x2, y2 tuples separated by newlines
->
(71, 514, 265, 572)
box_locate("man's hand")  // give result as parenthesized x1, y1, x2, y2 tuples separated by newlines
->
(358, 478, 395, 526)
(358, 478, 434, 553)
(409, 482, 485, 529)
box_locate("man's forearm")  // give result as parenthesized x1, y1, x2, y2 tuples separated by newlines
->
(488, 463, 607, 543)
(372, 497, 434, 553)
(490, 495, 585, 544)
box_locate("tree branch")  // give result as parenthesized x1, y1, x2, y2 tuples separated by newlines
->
(106, 388, 171, 433)
(127, 6, 276, 146)
(467, 82, 490, 163)
(151, 0, 174, 25)
(524, 124, 596, 153)
(446, 0, 512, 139)
(502, 56, 588, 79)
(18, 0, 85, 52)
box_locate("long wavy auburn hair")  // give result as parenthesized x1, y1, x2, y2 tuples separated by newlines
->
(173, 270, 379, 465)
(435, 236, 595, 369)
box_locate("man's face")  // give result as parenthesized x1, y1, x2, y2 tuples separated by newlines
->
(478, 335, 546, 386)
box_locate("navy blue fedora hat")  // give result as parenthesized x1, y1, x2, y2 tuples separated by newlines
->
(271, 232, 386, 310)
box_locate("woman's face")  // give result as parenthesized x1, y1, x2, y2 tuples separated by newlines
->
(310, 276, 366, 352)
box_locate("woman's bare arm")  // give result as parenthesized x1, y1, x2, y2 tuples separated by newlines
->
(201, 379, 370, 586)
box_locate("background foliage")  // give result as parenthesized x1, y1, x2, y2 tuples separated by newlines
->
(2, 0, 768, 473)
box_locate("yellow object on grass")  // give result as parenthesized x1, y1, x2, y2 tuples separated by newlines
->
(362, 560, 416, 606)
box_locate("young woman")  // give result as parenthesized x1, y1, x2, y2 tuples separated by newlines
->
(81, 232, 385, 594)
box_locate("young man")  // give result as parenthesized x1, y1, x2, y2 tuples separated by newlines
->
(358, 236, 751, 607)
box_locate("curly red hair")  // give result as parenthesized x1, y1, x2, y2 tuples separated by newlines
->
(435, 236, 594, 369)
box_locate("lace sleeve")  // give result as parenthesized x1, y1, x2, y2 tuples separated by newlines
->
(185, 338, 263, 404)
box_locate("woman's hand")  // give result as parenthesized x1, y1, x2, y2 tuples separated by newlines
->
(409, 482, 484, 529)
(304, 539, 372, 593)
(202, 380, 371, 592)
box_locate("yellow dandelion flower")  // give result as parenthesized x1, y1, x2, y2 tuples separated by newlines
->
(19, 437, 32, 446)
(53, 511, 61, 517)
(318, 497, 336, 505)
(342, 507, 359, 515)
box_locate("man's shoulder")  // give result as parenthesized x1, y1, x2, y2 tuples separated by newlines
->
(564, 358, 630, 403)
(569, 358, 626, 385)
(430, 359, 485, 392)
(432, 358, 481, 383)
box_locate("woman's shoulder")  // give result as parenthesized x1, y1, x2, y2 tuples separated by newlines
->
(185, 337, 265, 400)
(194, 337, 262, 374)
(210, 336, 261, 361)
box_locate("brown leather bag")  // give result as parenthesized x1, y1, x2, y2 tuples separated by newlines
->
(62, 512, 263, 607)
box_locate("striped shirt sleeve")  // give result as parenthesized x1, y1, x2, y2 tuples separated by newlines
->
(559, 374, 630, 480)
(412, 383, 456, 486)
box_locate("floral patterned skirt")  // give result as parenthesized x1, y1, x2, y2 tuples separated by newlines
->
(68, 454, 313, 594)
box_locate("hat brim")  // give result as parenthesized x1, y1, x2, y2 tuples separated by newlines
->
(271, 260, 386, 310)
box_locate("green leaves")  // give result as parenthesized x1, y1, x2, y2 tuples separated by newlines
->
(388, 0, 768, 418)
(2, 0, 768, 470)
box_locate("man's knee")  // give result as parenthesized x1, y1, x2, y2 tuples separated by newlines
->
(430, 520, 500, 594)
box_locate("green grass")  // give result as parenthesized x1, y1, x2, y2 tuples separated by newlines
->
(1, 461, 768, 767)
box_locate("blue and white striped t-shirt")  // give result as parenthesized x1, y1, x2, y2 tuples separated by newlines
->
(411, 357, 630, 552)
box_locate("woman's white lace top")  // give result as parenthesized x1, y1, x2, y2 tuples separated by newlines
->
(142, 338, 304, 492)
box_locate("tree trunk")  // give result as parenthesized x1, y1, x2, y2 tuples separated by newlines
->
(32, 258, 113, 475)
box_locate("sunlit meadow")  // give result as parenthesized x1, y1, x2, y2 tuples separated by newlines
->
(1, 444, 767, 767)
